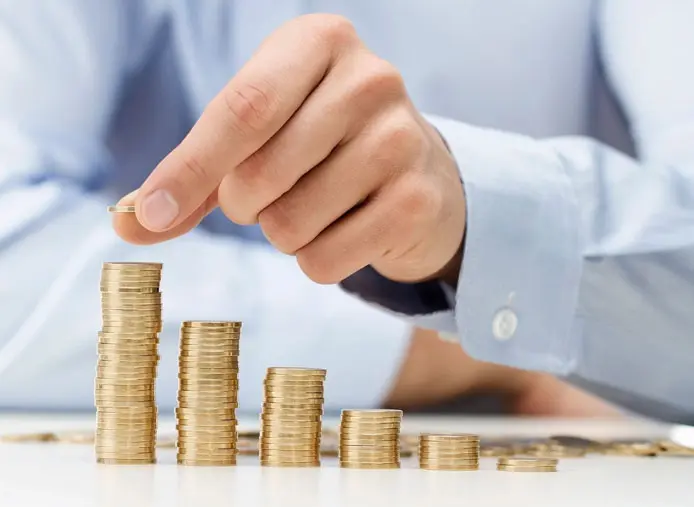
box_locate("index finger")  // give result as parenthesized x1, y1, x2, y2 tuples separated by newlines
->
(133, 14, 357, 234)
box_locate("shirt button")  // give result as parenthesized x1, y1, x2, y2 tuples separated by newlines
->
(492, 308, 518, 341)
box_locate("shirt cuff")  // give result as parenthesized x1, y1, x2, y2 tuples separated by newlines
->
(339, 266, 458, 333)
(426, 114, 583, 374)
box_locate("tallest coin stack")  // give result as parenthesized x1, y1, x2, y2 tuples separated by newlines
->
(95, 262, 163, 464)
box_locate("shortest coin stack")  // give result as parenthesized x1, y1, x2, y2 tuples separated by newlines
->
(339, 410, 402, 469)
(419, 434, 480, 471)
(176, 321, 242, 466)
(497, 457, 559, 472)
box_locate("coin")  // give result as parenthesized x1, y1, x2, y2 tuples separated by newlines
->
(266, 367, 326, 377)
(339, 462, 400, 469)
(107, 205, 136, 213)
(497, 465, 557, 472)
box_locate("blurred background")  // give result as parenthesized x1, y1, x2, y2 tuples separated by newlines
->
(0, 1, 634, 420)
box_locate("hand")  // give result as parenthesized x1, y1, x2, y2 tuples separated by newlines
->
(115, 14, 465, 284)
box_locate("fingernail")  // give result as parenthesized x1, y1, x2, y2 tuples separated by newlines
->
(140, 189, 179, 231)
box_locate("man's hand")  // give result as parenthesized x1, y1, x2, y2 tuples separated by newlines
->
(114, 14, 465, 284)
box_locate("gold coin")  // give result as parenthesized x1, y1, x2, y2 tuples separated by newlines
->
(339, 462, 399, 469)
(341, 409, 402, 417)
(182, 320, 242, 328)
(177, 432, 237, 440)
(178, 362, 239, 370)
(97, 331, 160, 339)
(266, 367, 326, 376)
(259, 452, 319, 460)
(263, 390, 324, 397)
(420, 434, 479, 442)
(96, 428, 157, 436)
(95, 406, 157, 415)
(100, 271, 161, 279)
(419, 451, 480, 460)
(260, 423, 323, 431)
(97, 341, 159, 350)
(177, 402, 238, 411)
(177, 459, 236, 466)
(178, 372, 239, 381)
(261, 415, 322, 423)
(261, 404, 323, 412)
(259, 461, 319, 468)
(264, 379, 325, 386)
(94, 387, 156, 395)
(339, 449, 399, 457)
(421, 464, 479, 471)
(177, 446, 238, 454)
(97, 457, 155, 465)
(100, 275, 161, 282)
(498, 457, 558, 467)
(176, 409, 237, 418)
(97, 420, 157, 428)
(95, 442, 156, 450)
(497, 465, 557, 472)
(102, 262, 162, 269)
(107, 205, 136, 213)
(177, 447, 237, 456)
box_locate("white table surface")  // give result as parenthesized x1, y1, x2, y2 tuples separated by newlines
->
(0, 412, 692, 507)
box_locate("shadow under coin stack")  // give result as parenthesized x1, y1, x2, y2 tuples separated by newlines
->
(176, 321, 242, 466)
(339, 409, 402, 469)
(95, 262, 162, 464)
(418, 434, 480, 471)
(259, 367, 326, 467)
(497, 457, 558, 472)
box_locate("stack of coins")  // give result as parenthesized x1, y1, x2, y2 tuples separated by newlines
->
(259, 367, 326, 467)
(339, 409, 402, 469)
(418, 434, 480, 470)
(95, 262, 162, 464)
(176, 321, 242, 466)
(497, 457, 558, 472)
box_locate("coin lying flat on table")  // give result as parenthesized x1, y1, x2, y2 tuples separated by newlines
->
(107, 205, 136, 213)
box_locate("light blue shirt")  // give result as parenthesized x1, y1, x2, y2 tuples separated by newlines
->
(1, 0, 693, 421)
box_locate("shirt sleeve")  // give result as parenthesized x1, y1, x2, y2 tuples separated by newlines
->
(342, 0, 694, 423)
(0, 1, 411, 413)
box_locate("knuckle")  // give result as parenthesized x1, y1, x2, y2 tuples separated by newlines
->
(258, 199, 300, 253)
(235, 147, 274, 191)
(296, 248, 339, 285)
(394, 175, 441, 222)
(222, 82, 276, 134)
(378, 117, 424, 162)
(179, 149, 212, 183)
(352, 59, 406, 103)
(314, 14, 357, 45)
(217, 181, 255, 225)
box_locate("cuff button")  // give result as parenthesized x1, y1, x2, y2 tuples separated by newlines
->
(492, 308, 517, 341)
